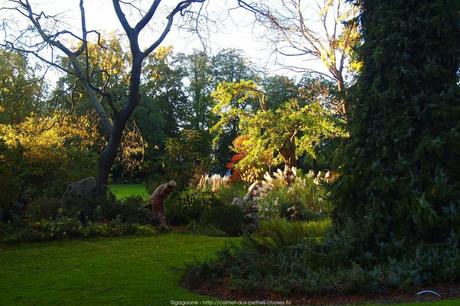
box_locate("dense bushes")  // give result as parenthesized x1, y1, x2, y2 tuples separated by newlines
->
(164, 188, 246, 236)
(2, 216, 156, 243)
(0, 140, 23, 222)
(0, 115, 98, 217)
(25, 197, 62, 221)
(165, 189, 220, 225)
(213, 182, 246, 205)
(2, 180, 247, 241)
(204, 205, 245, 236)
(1, 195, 156, 243)
(26, 194, 152, 224)
(162, 171, 329, 236)
(102, 196, 152, 224)
(250, 219, 331, 250)
(184, 221, 460, 295)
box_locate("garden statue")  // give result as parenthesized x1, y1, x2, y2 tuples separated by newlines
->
(149, 180, 177, 230)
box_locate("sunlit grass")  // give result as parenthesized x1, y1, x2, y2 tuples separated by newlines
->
(108, 183, 150, 201)
(0, 233, 238, 305)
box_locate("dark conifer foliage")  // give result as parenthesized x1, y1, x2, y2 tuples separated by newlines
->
(333, 0, 460, 256)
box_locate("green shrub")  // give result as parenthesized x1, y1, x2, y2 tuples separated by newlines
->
(1, 224, 46, 242)
(117, 197, 152, 224)
(165, 189, 222, 226)
(250, 219, 331, 250)
(19, 194, 151, 226)
(61, 196, 99, 222)
(2, 213, 84, 242)
(0, 141, 22, 222)
(87, 222, 112, 237)
(45, 211, 84, 239)
(184, 232, 460, 295)
(132, 224, 157, 236)
(163, 188, 246, 235)
(2, 196, 157, 243)
(95, 196, 151, 224)
(2, 218, 157, 243)
(25, 197, 62, 221)
(86, 219, 139, 237)
(204, 205, 245, 236)
(214, 183, 246, 205)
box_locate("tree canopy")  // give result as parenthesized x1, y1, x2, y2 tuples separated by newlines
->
(212, 78, 345, 182)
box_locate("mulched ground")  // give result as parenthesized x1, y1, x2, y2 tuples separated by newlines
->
(185, 277, 460, 305)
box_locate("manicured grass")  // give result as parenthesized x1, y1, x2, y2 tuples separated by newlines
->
(0, 233, 458, 306)
(0, 233, 238, 305)
(108, 183, 150, 201)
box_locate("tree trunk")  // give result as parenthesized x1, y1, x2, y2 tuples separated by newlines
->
(95, 121, 125, 196)
(95, 57, 142, 198)
(279, 138, 296, 170)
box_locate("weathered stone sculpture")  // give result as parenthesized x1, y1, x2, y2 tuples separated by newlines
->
(62, 177, 97, 201)
(149, 180, 176, 230)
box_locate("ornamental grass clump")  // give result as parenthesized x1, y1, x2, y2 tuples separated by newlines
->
(257, 173, 330, 221)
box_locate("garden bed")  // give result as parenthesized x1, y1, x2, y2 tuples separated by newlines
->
(185, 277, 460, 305)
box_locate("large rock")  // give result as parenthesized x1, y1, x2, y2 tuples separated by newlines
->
(62, 177, 97, 200)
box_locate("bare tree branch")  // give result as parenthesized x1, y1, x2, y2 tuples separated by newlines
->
(134, 0, 162, 33)
(238, 0, 359, 120)
(143, 0, 205, 57)
(112, 0, 134, 35)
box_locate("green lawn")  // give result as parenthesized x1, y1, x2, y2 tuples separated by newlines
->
(108, 183, 150, 201)
(0, 233, 238, 305)
(0, 233, 458, 306)
(2, 185, 456, 306)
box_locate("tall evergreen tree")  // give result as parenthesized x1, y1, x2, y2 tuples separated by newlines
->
(333, 0, 460, 257)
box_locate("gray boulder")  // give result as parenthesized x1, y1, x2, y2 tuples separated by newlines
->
(62, 177, 97, 200)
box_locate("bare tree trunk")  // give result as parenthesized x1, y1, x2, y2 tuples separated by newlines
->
(95, 57, 142, 197)
(96, 123, 124, 196)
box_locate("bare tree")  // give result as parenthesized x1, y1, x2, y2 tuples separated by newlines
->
(237, 0, 359, 119)
(1, 0, 205, 196)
